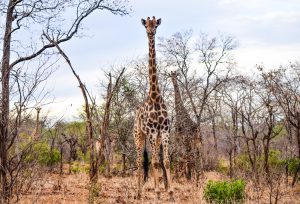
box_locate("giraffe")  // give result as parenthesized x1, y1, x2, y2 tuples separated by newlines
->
(170, 71, 198, 180)
(31, 107, 41, 140)
(134, 16, 174, 202)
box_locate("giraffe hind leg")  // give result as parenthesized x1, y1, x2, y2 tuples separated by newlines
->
(161, 131, 175, 202)
(150, 131, 160, 202)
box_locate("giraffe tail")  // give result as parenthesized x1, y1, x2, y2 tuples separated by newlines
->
(143, 137, 149, 182)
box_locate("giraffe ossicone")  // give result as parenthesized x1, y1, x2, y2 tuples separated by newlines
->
(134, 16, 174, 202)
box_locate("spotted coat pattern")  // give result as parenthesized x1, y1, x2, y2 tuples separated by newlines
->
(134, 16, 174, 202)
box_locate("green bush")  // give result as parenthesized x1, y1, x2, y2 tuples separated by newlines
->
(235, 154, 251, 172)
(204, 179, 246, 204)
(70, 161, 81, 173)
(70, 161, 89, 173)
(286, 158, 300, 174)
(236, 150, 285, 172)
(25, 143, 60, 166)
(260, 150, 285, 171)
(217, 159, 229, 174)
(268, 150, 283, 167)
(98, 161, 107, 174)
(77, 150, 90, 162)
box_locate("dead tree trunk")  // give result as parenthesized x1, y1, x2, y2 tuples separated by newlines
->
(122, 153, 126, 175)
(292, 113, 300, 186)
(100, 70, 125, 177)
(44, 36, 97, 183)
(101, 76, 113, 176)
(1, 0, 14, 201)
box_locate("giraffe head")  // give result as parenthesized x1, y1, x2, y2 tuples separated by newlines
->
(35, 107, 41, 113)
(170, 71, 180, 79)
(170, 71, 176, 77)
(141, 16, 161, 37)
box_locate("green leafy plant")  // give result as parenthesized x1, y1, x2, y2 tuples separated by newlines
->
(70, 161, 81, 173)
(286, 158, 300, 174)
(217, 158, 229, 174)
(70, 161, 89, 173)
(25, 142, 60, 166)
(204, 179, 246, 203)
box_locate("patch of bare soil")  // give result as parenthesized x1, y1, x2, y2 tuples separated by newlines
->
(18, 171, 300, 204)
(18, 172, 204, 204)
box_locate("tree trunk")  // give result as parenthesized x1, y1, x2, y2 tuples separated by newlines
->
(122, 153, 126, 176)
(185, 145, 192, 180)
(229, 149, 233, 179)
(104, 136, 111, 176)
(60, 147, 64, 175)
(194, 127, 204, 186)
(45, 40, 97, 182)
(263, 138, 271, 180)
(1, 0, 14, 201)
(100, 70, 125, 177)
(292, 115, 300, 186)
(211, 115, 218, 154)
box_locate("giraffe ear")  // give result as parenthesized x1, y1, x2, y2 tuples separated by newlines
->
(141, 18, 146, 27)
(156, 18, 161, 26)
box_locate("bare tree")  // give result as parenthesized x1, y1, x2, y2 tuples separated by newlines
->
(0, 0, 129, 200)
(159, 31, 237, 182)
(266, 63, 300, 186)
(257, 69, 283, 179)
(99, 67, 125, 177)
(219, 76, 245, 178)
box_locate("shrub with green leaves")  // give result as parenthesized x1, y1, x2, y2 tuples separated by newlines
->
(25, 142, 60, 166)
(70, 161, 81, 173)
(286, 158, 300, 174)
(70, 161, 89, 173)
(204, 179, 246, 203)
(217, 159, 229, 174)
(235, 154, 251, 172)
(236, 150, 285, 172)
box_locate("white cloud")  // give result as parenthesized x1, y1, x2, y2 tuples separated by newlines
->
(218, 0, 263, 8)
(235, 10, 300, 24)
(235, 43, 300, 72)
(19, 0, 300, 118)
(43, 96, 83, 121)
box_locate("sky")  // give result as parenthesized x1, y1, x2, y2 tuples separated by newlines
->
(43, 0, 300, 120)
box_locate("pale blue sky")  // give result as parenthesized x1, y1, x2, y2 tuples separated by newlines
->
(43, 0, 300, 119)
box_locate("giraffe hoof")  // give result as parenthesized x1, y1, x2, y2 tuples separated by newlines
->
(169, 197, 175, 202)
(155, 190, 161, 200)
(168, 189, 175, 202)
(154, 195, 160, 204)
(135, 191, 141, 200)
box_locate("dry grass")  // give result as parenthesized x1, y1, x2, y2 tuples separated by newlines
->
(17, 171, 300, 204)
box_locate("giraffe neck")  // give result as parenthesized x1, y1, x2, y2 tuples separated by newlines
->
(171, 75, 184, 109)
(171, 75, 193, 123)
(147, 34, 160, 102)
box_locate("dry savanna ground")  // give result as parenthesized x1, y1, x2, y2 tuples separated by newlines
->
(17, 167, 300, 204)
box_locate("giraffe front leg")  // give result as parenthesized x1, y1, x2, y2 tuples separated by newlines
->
(134, 130, 143, 200)
(162, 132, 175, 202)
